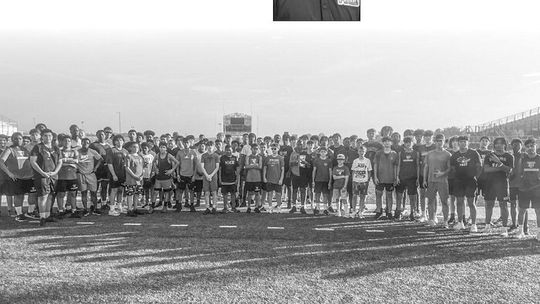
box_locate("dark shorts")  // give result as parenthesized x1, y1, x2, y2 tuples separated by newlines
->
(95, 166, 109, 182)
(125, 184, 143, 196)
(265, 183, 282, 193)
(177, 175, 194, 191)
(221, 184, 237, 195)
(109, 177, 126, 189)
(245, 182, 262, 193)
(509, 187, 519, 201)
(376, 183, 394, 192)
(35, 177, 57, 197)
(56, 179, 79, 192)
(448, 178, 455, 196)
(2, 178, 36, 196)
(193, 180, 203, 193)
(453, 178, 477, 198)
(314, 181, 330, 194)
(143, 178, 153, 190)
(291, 174, 309, 189)
(352, 181, 369, 195)
(484, 179, 509, 202)
(395, 178, 417, 195)
(518, 190, 540, 209)
(477, 177, 487, 197)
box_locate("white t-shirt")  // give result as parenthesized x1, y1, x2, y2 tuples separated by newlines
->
(351, 158, 372, 183)
(141, 153, 155, 179)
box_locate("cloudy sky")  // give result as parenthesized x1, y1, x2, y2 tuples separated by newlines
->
(1, 0, 540, 137)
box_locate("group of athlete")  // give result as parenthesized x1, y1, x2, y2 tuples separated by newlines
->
(0, 123, 539, 240)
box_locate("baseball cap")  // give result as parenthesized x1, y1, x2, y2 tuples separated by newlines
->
(337, 154, 345, 160)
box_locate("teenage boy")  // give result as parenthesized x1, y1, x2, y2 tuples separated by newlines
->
(29, 129, 63, 226)
(56, 135, 80, 218)
(106, 135, 128, 216)
(332, 154, 350, 217)
(176, 138, 197, 211)
(219, 145, 240, 213)
(446, 136, 459, 225)
(396, 136, 420, 221)
(508, 139, 526, 234)
(289, 141, 312, 214)
(450, 135, 482, 232)
(312, 147, 332, 215)
(515, 138, 540, 240)
(77, 138, 103, 216)
(476, 136, 492, 202)
(423, 134, 452, 227)
(414, 130, 436, 222)
(91, 130, 111, 211)
(192, 143, 206, 208)
(243, 144, 263, 213)
(351, 145, 372, 218)
(125, 142, 144, 217)
(151, 142, 179, 213)
(279, 134, 294, 208)
(482, 137, 513, 233)
(200, 142, 220, 215)
(263, 143, 285, 213)
(0, 132, 36, 221)
(140, 143, 155, 209)
(373, 137, 399, 220)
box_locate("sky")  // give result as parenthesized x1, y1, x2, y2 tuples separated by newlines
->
(1, 0, 540, 137)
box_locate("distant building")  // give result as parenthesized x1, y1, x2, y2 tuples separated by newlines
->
(223, 113, 252, 139)
(0, 115, 18, 136)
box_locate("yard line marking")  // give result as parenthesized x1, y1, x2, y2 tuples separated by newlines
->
(123, 223, 142, 226)
(28, 220, 40, 224)
(267, 226, 285, 230)
(417, 231, 436, 234)
(313, 228, 334, 231)
(219, 225, 237, 228)
(286, 216, 321, 220)
(170, 224, 189, 227)
(365, 230, 385, 233)
(76, 222, 95, 225)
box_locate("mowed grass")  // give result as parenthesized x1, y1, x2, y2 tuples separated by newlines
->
(1, 201, 539, 304)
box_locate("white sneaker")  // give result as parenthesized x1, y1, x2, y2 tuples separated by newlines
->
(470, 224, 478, 233)
(418, 215, 427, 223)
(337, 211, 342, 217)
(514, 232, 525, 239)
(453, 222, 464, 231)
(108, 209, 120, 216)
(427, 220, 436, 227)
(481, 224, 492, 234)
(536, 231, 540, 241)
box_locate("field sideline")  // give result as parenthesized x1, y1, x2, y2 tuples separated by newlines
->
(1, 201, 539, 304)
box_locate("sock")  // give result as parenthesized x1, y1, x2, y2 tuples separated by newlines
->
(40, 212, 46, 219)
(15, 206, 22, 215)
(28, 205, 35, 213)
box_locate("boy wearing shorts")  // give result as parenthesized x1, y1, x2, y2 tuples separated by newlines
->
(243, 144, 263, 213)
(351, 146, 372, 219)
(125, 142, 144, 217)
(106, 135, 128, 216)
(312, 147, 332, 215)
(396, 137, 420, 221)
(77, 138, 103, 216)
(515, 138, 540, 240)
(151, 142, 178, 213)
(219, 145, 240, 213)
(263, 143, 284, 213)
(200, 142, 220, 215)
(332, 154, 350, 217)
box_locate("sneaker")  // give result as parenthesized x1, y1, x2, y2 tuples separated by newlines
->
(161, 206, 167, 213)
(374, 212, 382, 219)
(246, 207, 251, 214)
(254, 207, 260, 213)
(447, 214, 456, 225)
(259, 207, 267, 212)
(184, 201, 190, 208)
(328, 206, 335, 213)
(232, 207, 240, 213)
(470, 224, 478, 233)
(323, 209, 329, 216)
(101, 204, 110, 212)
(211, 207, 217, 215)
(45, 217, 56, 223)
(240, 201, 246, 208)
(25, 212, 39, 220)
(15, 214, 29, 222)
(427, 220, 437, 227)
(313, 209, 320, 215)
(155, 202, 163, 208)
(481, 224, 492, 234)
(409, 213, 415, 221)
(385, 212, 393, 220)
(514, 232, 525, 239)
(39, 217, 46, 226)
(109, 209, 120, 216)
(127, 210, 137, 217)
(69, 212, 81, 219)
(148, 207, 154, 214)
(393, 210, 402, 220)
(289, 206, 297, 213)
(221, 208, 230, 214)
(203, 208, 211, 215)
(189, 206, 197, 212)
(141, 203, 149, 209)
(167, 201, 172, 209)
(417, 215, 427, 223)
(453, 222, 465, 231)
(444, 223, 449, 229)
(82, 209, 89, 217)
(175, 204, 182, 212)
(300, 206, 306, 214)
(268, 207, 273, 214)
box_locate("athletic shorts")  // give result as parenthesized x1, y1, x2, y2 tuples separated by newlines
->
(154, 178, 174, 191)
(509, 187, 519, 201)
(0, 180, 4, 195)
(77, 173, 98, 192)
(95, 166, 109, 182)
(260, 182, 267, 192)
(448, 178, 455, 196)
(176, 175, 194, 191)
(395, 178, 417, 195)
(143, 178, 153, 190)
(518, 190, 540, 209)
(245, 182, 262, 193)
(477, 177, 487, 197)
(2, 178, 36, 196)
(352, 181, 369, 195)
(484, 179, 509, 202)
(35, 177, 56, 197)
(314, 181, 330, 195)
(332, 188, 348, 200)
(418, 175, 427, 189)
(221, 184, 237, 195)
(376, 183, 394, 192)
(56, 179, 79, 192)
(291, 174, 309, 189)
(426, 181, 449, 202)
(193, 180, 203, 193)
(265, 183, 282, 193)
(125, 184, 143, 196)
(109, 177, 126, 189)
(203, 176, 218, 192)
(453, 178, 477, 198)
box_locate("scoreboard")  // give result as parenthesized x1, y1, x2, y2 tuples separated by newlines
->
(223, 113, 252, 137)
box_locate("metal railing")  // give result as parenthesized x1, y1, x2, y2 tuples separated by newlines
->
(0, 115, 18, 136)
(471, 106, 540, 133)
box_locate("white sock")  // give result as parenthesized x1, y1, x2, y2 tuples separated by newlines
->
(28, 205, 35, 213)
(15, 206, 22, 215)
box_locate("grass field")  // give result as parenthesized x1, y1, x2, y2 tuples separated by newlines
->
(1, 199, 539, 304)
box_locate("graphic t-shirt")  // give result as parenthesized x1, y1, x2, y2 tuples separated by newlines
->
(414, 143, 436, 176)
(351, 158, 372, 183)
(220, 154, 239, 184)
(58, 148, 79, 180)
(484, 151, 514, 184)
(450, 149, 481, 180)
(332, 165, 350, 189)
(313, 157, 332, 182)
(477, 148, 492, 182)
(399, 150, 419, 180)
(77, 148, 102, 175)
(176, 149, 197, 177)
(278, 145, 293, 172)
(519, 154, 540, 191)
(245, 154, 263, 182)
(4, 146, 33, 179)
(30, 143, 60, 177)
(375, 150, 398, 183)
(126, 153, 143, 185)
(90, 141, 110, 177)
(106, 147, 128, 180)
(141, 153, 154, 179)
(264, 155, 284, 184)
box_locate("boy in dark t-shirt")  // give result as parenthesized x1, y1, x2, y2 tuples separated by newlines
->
(332, 154, 350, 217)
(244, 144, 263, 213)
(312, 147, 332, 215)
(106, 135, 128, 216)
(374, 137, 398, 220)
(263, 144, 284, 213)
(219, 145, 240, 213)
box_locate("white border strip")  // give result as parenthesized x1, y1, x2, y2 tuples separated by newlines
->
(123, 223, 142, 226)
(170, 224, 189, 227)
(76, 222, 95, 225)
(365, 230, 385, 233)
(219, 225, 237, 228)
(267, 226, 285, 230)
(314, 228, 334, 231)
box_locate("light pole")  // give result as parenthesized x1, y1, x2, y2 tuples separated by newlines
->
(117, 112, 122, 134)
